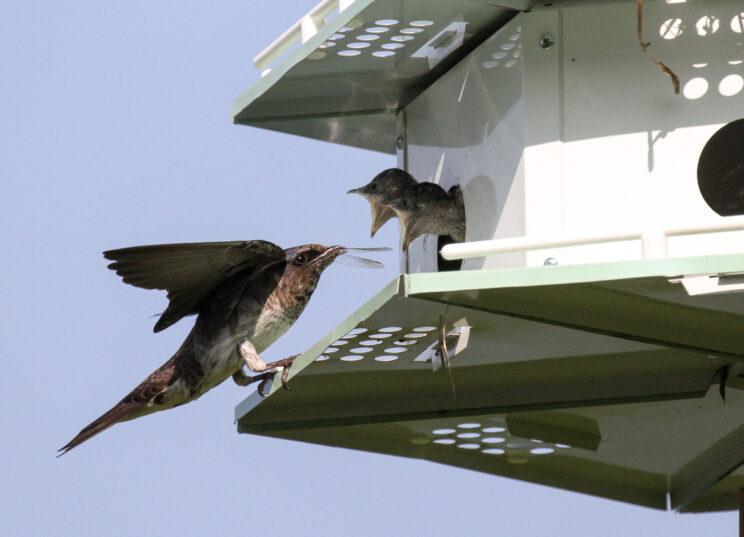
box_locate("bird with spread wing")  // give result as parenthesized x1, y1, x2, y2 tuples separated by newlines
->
(59, 241, 384, 455)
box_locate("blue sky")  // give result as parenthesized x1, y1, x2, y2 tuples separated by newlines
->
(0, 1, 735, 535)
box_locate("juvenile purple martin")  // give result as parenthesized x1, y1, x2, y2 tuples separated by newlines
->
(386, 183, 466, 250)
(59, 241, 379, 455)
(347, 168, 417, 237)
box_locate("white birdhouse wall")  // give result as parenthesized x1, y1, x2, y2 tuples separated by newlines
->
(399, 0, 744, 273)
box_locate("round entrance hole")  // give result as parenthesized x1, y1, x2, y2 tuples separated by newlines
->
(698, 119, 744, 215)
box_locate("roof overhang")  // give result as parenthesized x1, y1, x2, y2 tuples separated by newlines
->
(236, 253, 744, 511)
(232, 0, 526, 153)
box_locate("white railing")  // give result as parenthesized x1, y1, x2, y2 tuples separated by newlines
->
(439, 216, 744, 261)
(253, 0, 358, 76)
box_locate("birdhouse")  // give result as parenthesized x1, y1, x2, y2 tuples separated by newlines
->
(233, 0, 744, 514)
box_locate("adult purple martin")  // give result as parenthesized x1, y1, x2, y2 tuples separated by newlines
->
(59, 241, 380, 455)
(347, 168, 417, 237)
(386, 183, 466, 250)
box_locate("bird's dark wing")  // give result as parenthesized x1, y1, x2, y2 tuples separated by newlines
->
(104, 240, 285, 332)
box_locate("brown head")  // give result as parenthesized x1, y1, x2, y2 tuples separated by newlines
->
(278, 244, 347, 300)
(347, 168, 418, 237)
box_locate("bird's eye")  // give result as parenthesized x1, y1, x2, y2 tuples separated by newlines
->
(293, 250, 320, 266)
(369, 183, 378, 192)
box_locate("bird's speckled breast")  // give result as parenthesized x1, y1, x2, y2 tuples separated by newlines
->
(191, 277, 315, 395)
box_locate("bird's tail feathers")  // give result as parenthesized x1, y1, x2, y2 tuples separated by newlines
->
(57, 401, 142, 457)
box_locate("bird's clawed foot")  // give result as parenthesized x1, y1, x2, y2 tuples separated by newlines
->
(232, 370, 274, 396)
(233, 349, 299, 396)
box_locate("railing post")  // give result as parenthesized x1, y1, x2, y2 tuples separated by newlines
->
(301, 14, 325, 43)
(339, 0, 355, 11)
(641, 229, 668, 260)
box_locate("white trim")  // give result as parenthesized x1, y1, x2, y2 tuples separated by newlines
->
(440, 216, 744, 261)
(253, 0, 356, 74)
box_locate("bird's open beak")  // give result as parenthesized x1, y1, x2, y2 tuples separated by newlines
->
(318, 246, 390, 269)
(312, 245, 347, 269)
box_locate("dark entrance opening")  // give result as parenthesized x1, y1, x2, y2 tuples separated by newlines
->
(437, 235, 463, 272)
(698, 118, 744, 216)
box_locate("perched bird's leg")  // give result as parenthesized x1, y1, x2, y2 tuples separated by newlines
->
(237, 341, 297, 390)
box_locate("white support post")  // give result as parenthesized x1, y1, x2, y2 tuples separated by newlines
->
(640, 229, 668, 260)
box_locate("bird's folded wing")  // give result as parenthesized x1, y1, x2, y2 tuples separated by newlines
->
(103, 240, 285, 332)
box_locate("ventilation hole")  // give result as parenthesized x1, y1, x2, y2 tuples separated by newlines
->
(324, 347, 339, 353)
(366, 26, 390, 33)
(338, 50, 361, 56)
(531, 447, 555, 455)
(531, 439, 544, 444)
(384, 347, 407, 354)
(374, 355, 399, 362)
(356, 34, 380, 41)
(513, 50, 521, 58)
(370, 333, 393, 339)
(732, 13, 744, 33)
(500, 42, 515, 50)
(730, 60, 744, 65)
(315, 355, 330, 362)
(432, 428, 456, 435)
(375, 19, 399, 26)
(333, 340, 349, 346)
(392, 339, 418, 346)
(346, 328, 367, 336)
(692, 63, 708, 68)
(400, 27, 424, 34)
(329, 33, 346, 40)
(457, 432, 480, 439)
(695, 15, 720, 36)
(683, 77, 708, 99)
(403, 333, 427, 339)
(458, 423, 481, 429)
(372, 51, 396, 57)
(482, 437, 505, 444)
(347, 42, 370, 49)
(320, 42, 336, 48)
(510, 33, 520, 41)
(555, 443, 571, 449)
(482, 427, 506, 433)
(409, 20, 434, 27)
(698, 119, 744, 216)
(433, 438, 455, 445)
(482, 61, 499, 68)
(457, 443, 480, 450)
(382, 43, 405, 50)
(483, 448, 505, 455)
(339, 27, 356, 32)
(660, 18, 683, 39)
(505, 60, 517, 68)
(359, 340, 382, 346)
(379, 327, 402, 333)
(391, 35, 415, 42)
(340, 355, 364, 362)
(719, 74, 744, 97)
(350, 347, 373, 354)
(413, 326, 436, 332)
